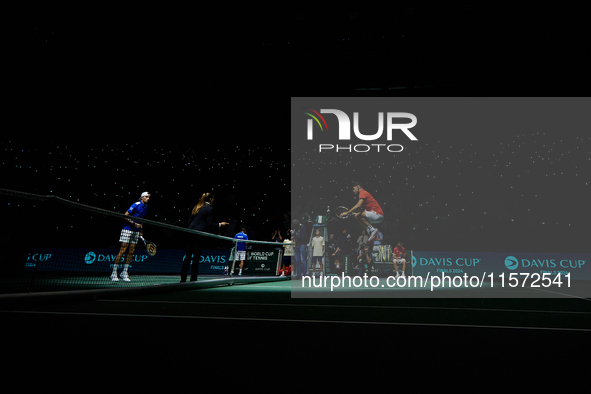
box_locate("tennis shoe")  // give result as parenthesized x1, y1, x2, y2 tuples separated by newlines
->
(120, 273, 131, 282)
(111, 273, 119, 282)
(366, 228, 379, 245)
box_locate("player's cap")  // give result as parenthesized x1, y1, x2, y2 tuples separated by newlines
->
(140, 191, 150, 198)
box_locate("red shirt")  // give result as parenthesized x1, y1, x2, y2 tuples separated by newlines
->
(393, 246, 405, 258)
(359, 189, 383, 216)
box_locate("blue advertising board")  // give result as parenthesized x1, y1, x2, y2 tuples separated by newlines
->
(412, 251, 591, 280)
(26, 248, 232, 275)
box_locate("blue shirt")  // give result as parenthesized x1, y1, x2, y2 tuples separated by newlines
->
(234, 232, 248, 251)
(374, 231, 383, 245)
(122, 201, 148, 231)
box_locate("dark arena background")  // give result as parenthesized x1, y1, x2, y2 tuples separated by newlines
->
(0, 140, 291, 250)
(291, 127, 590, 254)
(3, 4, 591, 379)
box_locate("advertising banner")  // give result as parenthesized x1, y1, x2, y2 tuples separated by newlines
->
(26, 248, 232, 275)
(231, 250, 280, 276)
(412, 251, 591, 280)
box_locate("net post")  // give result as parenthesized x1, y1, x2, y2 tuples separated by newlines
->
(276, 249, 283, 276)
(230, 246, 237, 276)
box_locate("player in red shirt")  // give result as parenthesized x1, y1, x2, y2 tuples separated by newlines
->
(340, 182, 384, 246)
(393, 242, 406, 277)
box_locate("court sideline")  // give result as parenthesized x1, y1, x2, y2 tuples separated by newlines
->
(3, 279, 590, 374)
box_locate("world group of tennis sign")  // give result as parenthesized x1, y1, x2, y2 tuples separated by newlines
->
(24, 248, 281, 276)
(230, 250, 281, 276)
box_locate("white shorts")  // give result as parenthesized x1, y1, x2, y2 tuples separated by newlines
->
(119, 229, 140, 244)
(236, 251, 246, 261)
(364, 210, 384, 224)
(393, 258, 406, 264)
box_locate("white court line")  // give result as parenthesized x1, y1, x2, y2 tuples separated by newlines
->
(526, 285, 591, 301)
(2, 309, 590, 332)
(98, 299, 591, 315)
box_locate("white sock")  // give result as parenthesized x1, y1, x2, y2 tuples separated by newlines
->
(122, 264, 129, 274)
(112, 264, 118, 274)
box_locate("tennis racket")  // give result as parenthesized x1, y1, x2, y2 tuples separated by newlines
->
(334, 206, 352, 219)
(140, 236, 157, 256)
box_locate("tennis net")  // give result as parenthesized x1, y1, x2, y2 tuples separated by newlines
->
(0, 188, 288, 295)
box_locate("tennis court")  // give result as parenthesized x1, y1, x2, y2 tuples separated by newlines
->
(2, 189, 589, 374)
(16, 278, 591, 328)
(3, 275, 590, 375)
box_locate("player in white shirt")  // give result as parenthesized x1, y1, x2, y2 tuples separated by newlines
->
(311, 228, 325, 276)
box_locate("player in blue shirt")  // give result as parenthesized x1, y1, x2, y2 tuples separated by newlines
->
(111, 192, 150, 282)
(233, 226, 248, 275)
